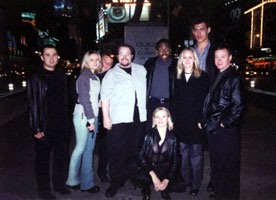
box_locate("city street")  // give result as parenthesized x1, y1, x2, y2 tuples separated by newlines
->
(0, 90, 276, 200)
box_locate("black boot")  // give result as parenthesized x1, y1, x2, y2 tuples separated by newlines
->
(141, 187, 151, 200)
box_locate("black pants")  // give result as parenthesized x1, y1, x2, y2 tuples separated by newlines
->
(207, 126, 240, 200)
(139, 163, 172, 196)
(107, 107, 146, 189)
(97, 108, 109, 177)
(146, 98, 170, 131)
(35, 123, 69, 194)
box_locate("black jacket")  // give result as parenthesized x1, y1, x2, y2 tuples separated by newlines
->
(26, 68, 68, 135)
(138, 128, 179, 181)
(205, 43, 218, 83)
(144, 57, 176, 101)
(202, 67, 244, 133)
(172, 71, 209, 144)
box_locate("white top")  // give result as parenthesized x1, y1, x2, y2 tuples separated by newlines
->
(101, 63, 147, 124)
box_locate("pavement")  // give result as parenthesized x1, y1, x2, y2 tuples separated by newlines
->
(0, 91, 276, 200)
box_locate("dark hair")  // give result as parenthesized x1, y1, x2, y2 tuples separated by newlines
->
(191, 16, 210, 28)
(117, 43, 135, 55)
(41, 45, 58, 54)
(156, 38, 171, 50)
(214, 43, 232, 55)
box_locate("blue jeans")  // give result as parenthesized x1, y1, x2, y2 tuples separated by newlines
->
(66, 116, 98, 190)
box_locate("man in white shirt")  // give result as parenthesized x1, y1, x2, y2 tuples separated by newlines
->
(101, 43, 147, 198)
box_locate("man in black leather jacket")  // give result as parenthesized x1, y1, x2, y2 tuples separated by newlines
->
(200, 44, 243, 200)
(26, 45, 70, 200)
(144, 39, 176, 130)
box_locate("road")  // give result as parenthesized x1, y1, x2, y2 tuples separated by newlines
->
(0, 91, 276, 200)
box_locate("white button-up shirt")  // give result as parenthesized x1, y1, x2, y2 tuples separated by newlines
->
(101, 63, 147, 124)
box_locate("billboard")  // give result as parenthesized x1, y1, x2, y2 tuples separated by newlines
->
(125, 25, 168, 65)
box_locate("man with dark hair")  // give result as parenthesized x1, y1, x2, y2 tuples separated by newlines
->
(101, 43, 147, 198)
(200, 44, 243, 200)
(26, 45, 70, 200)
(192, 16, 218, 82)
(144, 38, 176, 130)
(97, 54, 114, 183)
(191, 17, 218, 193)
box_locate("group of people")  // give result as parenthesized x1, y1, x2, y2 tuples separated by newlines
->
(26, 16, 244, 200)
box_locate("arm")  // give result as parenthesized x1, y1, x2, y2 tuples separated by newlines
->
(221, 75, 244, 128)
(77, 73, 95, 124)
(101, 100, 112, 130)
(26, 73, 44, 138)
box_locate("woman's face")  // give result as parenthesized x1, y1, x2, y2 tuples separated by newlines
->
(86, 53, 100, 72)
(154, 110, 169, 128)
(181, 50, 194, 72)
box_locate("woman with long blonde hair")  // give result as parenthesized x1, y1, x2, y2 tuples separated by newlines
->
(172, 47, 209, 196)
(66, 51, 101, 194)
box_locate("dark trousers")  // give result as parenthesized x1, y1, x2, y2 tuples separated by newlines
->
(146, 98, 170, 130)
(139, 163, 172, 196)
(107, 112, 146, 189)
(97, 108, 109, 177)
(207, 126, 240, 200)
(35, 124, 69, 194)
(179, 143, 203, 189)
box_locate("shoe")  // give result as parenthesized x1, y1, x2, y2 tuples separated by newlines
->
(190, 189, 199, 196)
(99, 174, 109, 183)
(38, 192, 56, 200)
(161, 192, 172, 200)
(53, 187, 71, 194)
(142, 194, 151, 200)
(209, 193, 216, 199)
(207, 181, 214, 192)
(66, 184, 80, 190)
(173, 182, 187, 193)
(105, 187, 118, 198)
(81, 186, 100, 193)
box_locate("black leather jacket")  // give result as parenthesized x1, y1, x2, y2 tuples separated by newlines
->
(202, 67, 244, 132)
(26, 68, 67, 135)
(138, 128, 179, 181)
(144, 57, 176, 102)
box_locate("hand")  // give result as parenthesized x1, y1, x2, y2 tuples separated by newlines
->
(159, 179, 169, 191)
(220, 123, 225, 128)
(103, 117, 112, 130)
(87, 122, 95, 131)
(198, 123, 202, 129)
(34, 132, 45, 139)
(150, 171, 161, 191)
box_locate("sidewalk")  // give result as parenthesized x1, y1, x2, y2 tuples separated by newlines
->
(0, 95, 276, 199)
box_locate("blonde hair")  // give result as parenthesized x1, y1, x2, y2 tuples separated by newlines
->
(81, 51, 102, 74)
(152, 107, 173, 131)
(176, 47, 202, 79)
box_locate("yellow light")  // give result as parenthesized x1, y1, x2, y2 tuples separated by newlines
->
(260, 5, 264, 47)
(256, 34, 260, 38)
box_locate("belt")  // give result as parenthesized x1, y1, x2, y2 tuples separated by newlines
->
(149, 96, 169, 104)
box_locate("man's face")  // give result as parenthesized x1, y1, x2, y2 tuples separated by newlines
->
(40, 48, 59, 71)
(101, 55, 113, 73)
(157, 42, 171, 62)
(215, 49, 232, 72)
(118, 47, 133, 68)
(192, 22, 211, 45)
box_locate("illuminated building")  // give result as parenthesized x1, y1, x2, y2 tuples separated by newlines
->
(244, 0, 276, 50)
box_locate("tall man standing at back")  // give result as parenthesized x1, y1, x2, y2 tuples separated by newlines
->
(101, 43, 147, 198)
(144, 38, 176, 130)
(192, 17, 218, 192)
(192, 17, 217, 83)
(26, 45, 70, 200)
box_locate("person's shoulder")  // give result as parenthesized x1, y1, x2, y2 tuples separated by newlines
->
(133, 62, 147, 73)
(144, 57, 157, 66)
